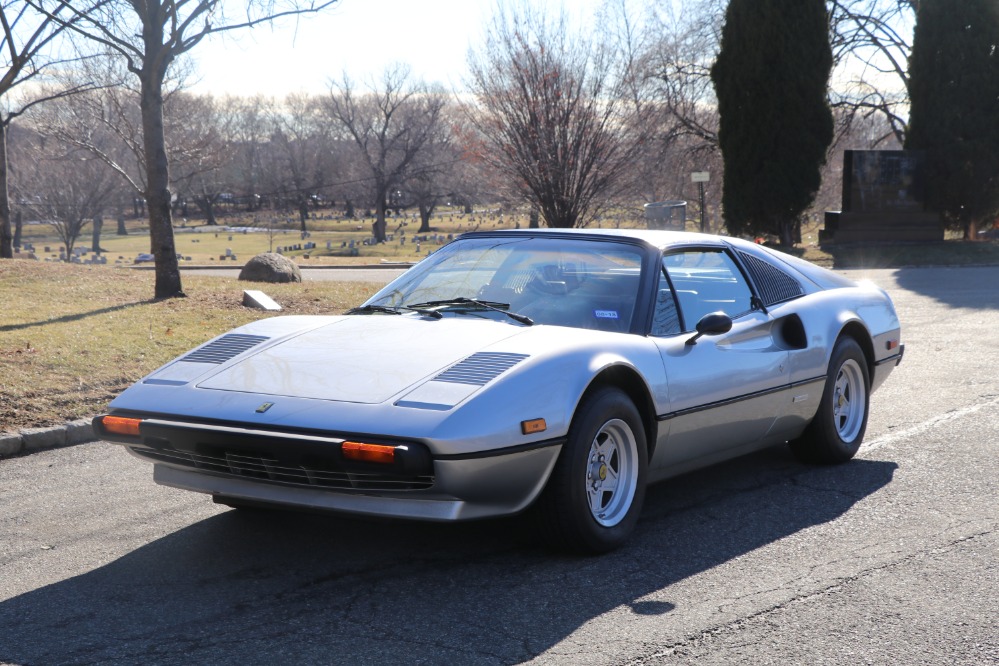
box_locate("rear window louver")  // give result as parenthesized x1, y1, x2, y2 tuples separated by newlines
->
(434, 352, 529, 386)
(182, 334, 270, 364)
(738, 251, 804, 306)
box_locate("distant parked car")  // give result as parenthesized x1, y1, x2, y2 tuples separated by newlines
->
(133, 253, 155, 264)
(96, 229, 903, 552)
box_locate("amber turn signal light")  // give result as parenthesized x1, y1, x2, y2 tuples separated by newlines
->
(100, 415, 142, 437)
(342, 441, 396, 464)
(521, 418, 547, 435)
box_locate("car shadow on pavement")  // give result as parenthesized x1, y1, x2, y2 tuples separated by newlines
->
(892, 265, 999, 311)
(0, 447, 897, 665)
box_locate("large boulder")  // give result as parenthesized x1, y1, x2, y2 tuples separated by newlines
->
(238, 253, 302, 283)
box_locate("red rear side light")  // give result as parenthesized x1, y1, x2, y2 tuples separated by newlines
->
(342, 441, 396, 464)
(100, 415, 142, 437)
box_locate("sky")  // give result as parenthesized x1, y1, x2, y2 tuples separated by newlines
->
(192, 0, 604, 98)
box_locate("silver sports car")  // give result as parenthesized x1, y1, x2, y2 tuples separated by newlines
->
(95, 229, 903, 552)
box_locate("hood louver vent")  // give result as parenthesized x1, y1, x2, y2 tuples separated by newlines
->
(434, 352, 529, 386)
(182, 334, 270, 364)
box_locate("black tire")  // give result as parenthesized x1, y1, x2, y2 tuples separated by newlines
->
(534, 386, 648, 554)
(790, 337, 870, 464)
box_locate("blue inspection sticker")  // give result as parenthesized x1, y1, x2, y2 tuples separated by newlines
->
(594, 310, 619, 319)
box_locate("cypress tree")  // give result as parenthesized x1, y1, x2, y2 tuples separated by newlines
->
(711, 0, 834, 246)
(906, 0, 999, 239)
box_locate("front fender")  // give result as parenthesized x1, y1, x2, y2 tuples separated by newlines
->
(424, 327, 666, 456)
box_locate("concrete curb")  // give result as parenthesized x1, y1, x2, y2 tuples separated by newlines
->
(0, 419, 97, 459)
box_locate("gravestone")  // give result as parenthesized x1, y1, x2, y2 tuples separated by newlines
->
(822, 150, 942, 244)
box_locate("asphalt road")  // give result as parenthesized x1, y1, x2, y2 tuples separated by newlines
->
(1, 266, 997, 665)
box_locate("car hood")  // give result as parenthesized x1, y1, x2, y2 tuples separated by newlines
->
(194, 315, 526, 404)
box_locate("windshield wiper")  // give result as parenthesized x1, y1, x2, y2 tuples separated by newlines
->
(408, 298, 534, 326)
(346, 304, 442, 319)
(347, 304, 401, 315)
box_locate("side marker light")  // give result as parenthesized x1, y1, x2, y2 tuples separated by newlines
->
(521, 418, 547, 435)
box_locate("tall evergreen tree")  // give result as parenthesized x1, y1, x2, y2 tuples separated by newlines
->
(906, 0, 999, 239)
(711, 0, 834, 246)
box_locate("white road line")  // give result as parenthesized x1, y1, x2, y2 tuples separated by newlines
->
(861, 396, 999, 453)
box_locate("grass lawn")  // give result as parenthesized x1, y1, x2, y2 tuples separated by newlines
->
(16, 207, 539, 266)
(0, 260, 380, 433)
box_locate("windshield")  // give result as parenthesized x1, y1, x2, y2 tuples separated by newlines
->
(363, 236, 648, 331)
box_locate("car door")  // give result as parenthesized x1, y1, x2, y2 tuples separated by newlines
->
(649, 248, 791, 472)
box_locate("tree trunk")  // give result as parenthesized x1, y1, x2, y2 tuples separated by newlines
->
(418, 201, 435, 233)
(298, 200, 309, 233)
(529, 208, 540, 229)
(64, 219, 81, 261)
(117, 213, 128, 235)
(373, 193, 388, 242)
(13, 210, 22, 250)
(140, 69, 184, 298)
(0, 122, 12, 258)
(778, 218, 795, 248)
(92, 216, 104, 253)
(199, 197, 217, 225)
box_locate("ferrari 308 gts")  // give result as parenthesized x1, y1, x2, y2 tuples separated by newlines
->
(95, 229, 903, 552)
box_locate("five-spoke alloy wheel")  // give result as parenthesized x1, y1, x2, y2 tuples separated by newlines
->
(535, 386, 647, 553)
(790, 336, 871, 464)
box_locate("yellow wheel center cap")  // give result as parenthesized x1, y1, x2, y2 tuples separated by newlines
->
(598, 464, 608, 481)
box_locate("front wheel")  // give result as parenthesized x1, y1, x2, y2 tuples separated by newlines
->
(534, 387, 647, 553)
(790, 337, 870, 464)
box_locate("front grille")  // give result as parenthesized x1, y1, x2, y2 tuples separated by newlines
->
(132, 445, 434, 491)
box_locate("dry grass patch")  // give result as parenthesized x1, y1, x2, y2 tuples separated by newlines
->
(0, 260, 379, 432)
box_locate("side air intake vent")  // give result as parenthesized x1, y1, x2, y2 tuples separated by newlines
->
(434, 352, 529, 386)
(182, 334, 270, 364)
(739, 252, 804, 306)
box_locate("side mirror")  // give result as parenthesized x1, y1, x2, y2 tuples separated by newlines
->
(685, 311, 733, 346)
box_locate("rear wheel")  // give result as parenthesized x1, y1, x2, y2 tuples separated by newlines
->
(790, 337, 870, 464)
(534, 386, 647, 553)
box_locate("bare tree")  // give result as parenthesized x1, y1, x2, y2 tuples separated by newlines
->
(15, 132, 119, 259)
(465, 5, 642, 228)
(618, 0, 725, 211)
(168, 92, 232, 225)
(268, 92, 332, 232)
(33, 61, 222, 230)
(34, 0, 339, 298)
(325, 65, 447, 243)
(219, 94, 272, 212)
(828, 0, 915, 145)
(0, 1, 95, 258)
